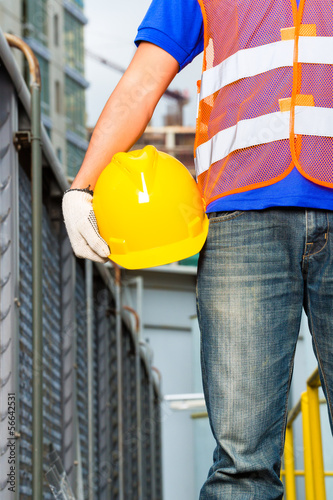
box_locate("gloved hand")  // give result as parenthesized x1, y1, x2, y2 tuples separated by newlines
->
(62, 188, 110, 263)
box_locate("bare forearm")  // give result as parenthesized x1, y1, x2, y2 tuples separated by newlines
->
(71, 42, 179, 190)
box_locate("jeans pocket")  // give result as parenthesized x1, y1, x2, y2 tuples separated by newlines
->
(208, 210, 245, 223)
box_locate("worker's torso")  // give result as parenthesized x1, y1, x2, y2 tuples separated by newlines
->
(196, 0, 333, 207)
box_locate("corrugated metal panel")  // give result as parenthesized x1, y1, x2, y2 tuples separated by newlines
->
(95, 285, 109, 499)
(75, 261, 90, 496)
(122, 325, 138, 499)
(0, 45, 164, 499)
(17, 166, 34, 499)
(108, 307, 120, 498)
(17, 168, 57, 496)
(40, 187, 63, 489)
(153, 388, 163, 500)
(0, 63, 20, 500)
(60, 227, 79, 495)
(140, 358, 152, 499)
(18, 166, 63, 499)
(95, 283, 120, 499)
(92, 284, 100, 499)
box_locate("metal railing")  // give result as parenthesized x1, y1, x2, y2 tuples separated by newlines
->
(281, 367, 333, 500)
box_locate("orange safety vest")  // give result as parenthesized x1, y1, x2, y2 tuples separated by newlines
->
(195, 0, 333, 207)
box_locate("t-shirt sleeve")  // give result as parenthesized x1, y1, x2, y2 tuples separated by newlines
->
(134, 0, 204, 71)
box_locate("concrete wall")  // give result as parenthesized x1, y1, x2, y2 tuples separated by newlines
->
(47, 0, 67, 164)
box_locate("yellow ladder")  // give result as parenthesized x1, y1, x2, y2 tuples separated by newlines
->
(281, 368, 333, 500)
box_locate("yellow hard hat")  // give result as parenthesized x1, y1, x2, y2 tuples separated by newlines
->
(93, 145, 208, 270)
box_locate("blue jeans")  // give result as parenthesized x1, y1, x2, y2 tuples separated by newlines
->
(196, 208, 333, 499)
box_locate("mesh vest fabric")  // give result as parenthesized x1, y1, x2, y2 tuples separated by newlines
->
(195, 0, 333, 207)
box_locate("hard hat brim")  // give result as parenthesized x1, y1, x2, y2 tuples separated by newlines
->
(108, 216, 209, 270)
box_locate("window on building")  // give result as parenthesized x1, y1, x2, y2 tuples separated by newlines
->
(38, 56, 50, 116)
(54, 14, 59, 47)
(22, 0, 48, 46)
(55, 81, 61, 114)
(64, 12, 84, 75)
(65, 76, 86, 138)
(66, 142, 86, 178)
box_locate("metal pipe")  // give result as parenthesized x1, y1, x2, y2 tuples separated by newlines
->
(85, 260, 95, 500)
(151, 367, 163, 500)
(60, 244, 79, 496)
(127, 276, 143, 499)
(152, 366, 162, 387)
(104, 296, 112, 500)
(5, 33, 43, 500)
(307, 385, 326, 499)
(4, 34, 41, 86)
(123, 276, 143, 338)
(123, 305, 140, 333)
(284, 426, 297, 500)
(301, 392, 315, 500)
(139, 340, 156, 497)
(122, 303, 142, 499)
(148, 354, 156, 498)
(31, 81, 43, 500)
(286, 399, 301, 426)
(307, 367, 321, 388)
(136, 340, 143, 500)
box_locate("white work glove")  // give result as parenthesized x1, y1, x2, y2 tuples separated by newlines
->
(62, 188, 110, 263)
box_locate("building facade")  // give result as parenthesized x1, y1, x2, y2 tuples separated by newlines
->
(0, 0, 89, 179)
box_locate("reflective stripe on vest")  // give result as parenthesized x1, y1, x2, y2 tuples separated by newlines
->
(195, 0, 333, 203)
(199, 37, 333, 101)
(195, 106, 333, 176)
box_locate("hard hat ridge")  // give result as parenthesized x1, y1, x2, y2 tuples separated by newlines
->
(111, 145, 158, 199)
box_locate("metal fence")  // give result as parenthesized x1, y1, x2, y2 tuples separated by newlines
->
(0, 32, 163, 500)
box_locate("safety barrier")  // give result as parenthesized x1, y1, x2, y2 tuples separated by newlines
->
(281, 367, 332, 500)
(0, 30, 163, 500)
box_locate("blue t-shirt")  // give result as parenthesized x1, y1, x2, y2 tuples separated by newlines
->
(135, 0, 333, 212)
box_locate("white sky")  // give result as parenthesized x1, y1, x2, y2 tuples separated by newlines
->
(84, 0, 203, 127)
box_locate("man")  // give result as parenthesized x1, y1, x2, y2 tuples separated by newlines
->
(63, 0, 333, 497)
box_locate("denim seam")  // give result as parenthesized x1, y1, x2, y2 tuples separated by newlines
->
(195, 274, 208, 390)
(304, 213, 330, 258)
(306, 288, 333, 422)
(304, 209, 309, 255)
(209, 211, 245, 224)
